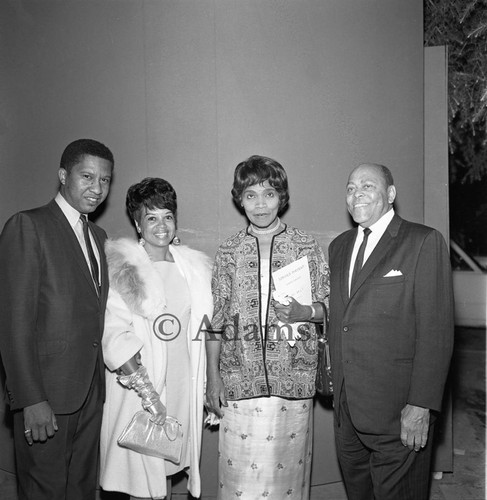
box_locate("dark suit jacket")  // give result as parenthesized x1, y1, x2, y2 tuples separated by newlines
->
(0, 199, 108, 413)
(328, 214, 454, 435)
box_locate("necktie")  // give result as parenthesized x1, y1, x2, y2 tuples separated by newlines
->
(80, 215, 100, 295)
(351, 227, 371, 289)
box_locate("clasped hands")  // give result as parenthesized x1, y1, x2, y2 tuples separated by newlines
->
(273, 295, 312, 324)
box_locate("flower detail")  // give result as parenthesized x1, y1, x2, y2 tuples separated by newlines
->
(255, 406, 263, 413)
(227, 459, 233, 466)
(240, 433, 248, 440)
(298, 459, 304, 465)
(236, 492, 243, 497)
(219, 482, 224, 488)
(224, 426, 229, 433)
(266, 435, 274, 441)
(281, 406, 288, 412)
(287, 489, 294, 495)
(290, 433, 296, 439)
(251, 462, 258, 470)
(277, 463, 284, 469)
(233, 402, 239, 408)
(262, 491, 270, 497)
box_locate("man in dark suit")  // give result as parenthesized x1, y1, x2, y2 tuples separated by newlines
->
(328, 163, 454, 500)
(0, 139, 114, 499)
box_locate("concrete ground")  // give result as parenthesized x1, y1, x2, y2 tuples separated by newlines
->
(0, 326, 484, 499)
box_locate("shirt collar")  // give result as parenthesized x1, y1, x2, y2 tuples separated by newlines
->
(361, 208, 395, 236)
(55, 192, 83, 229)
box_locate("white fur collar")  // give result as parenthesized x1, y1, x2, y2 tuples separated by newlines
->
(105, 238, 167, 320)
(105, 238, 213, 321)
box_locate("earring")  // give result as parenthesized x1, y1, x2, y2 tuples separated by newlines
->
(172, 235, 181, 246)
(138, 237, 146, 247)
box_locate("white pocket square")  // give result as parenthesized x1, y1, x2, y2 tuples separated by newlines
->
(383, 269, 403, 277)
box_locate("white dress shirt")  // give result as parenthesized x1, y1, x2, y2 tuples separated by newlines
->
(348, 209, 395, 293)
(55, 192, 101, 281)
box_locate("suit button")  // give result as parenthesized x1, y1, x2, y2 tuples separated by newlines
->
(92, 341, 99, 347)
(343, 326, 349, 332)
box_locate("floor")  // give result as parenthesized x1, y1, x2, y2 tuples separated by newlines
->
(0, 326, 484, 499)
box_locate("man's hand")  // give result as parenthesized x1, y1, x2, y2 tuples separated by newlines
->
(400, 404, 430, 451)
(23, 401, 58, 445)
(205, 371, 227, 419)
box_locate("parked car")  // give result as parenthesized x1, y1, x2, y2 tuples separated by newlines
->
(450, 240, 487, 328)
(473, 255, 487, 270)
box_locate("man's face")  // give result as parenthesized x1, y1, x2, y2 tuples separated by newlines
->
(58, 155, 112, 214)
(346, 164, 396, 228)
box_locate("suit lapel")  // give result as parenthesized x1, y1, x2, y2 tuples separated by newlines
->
(340, 230, 357, 305)
(349, 215, 402, 298)
(47, 200, 100, 299)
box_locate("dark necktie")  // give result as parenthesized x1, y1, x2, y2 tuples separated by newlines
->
(80, 215, 100, 295)
(351, 227, 371, 289)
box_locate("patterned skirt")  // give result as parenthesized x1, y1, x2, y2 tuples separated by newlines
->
(217, 396, 313, 500)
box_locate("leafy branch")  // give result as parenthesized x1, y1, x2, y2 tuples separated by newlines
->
(425, 0, 487, 182)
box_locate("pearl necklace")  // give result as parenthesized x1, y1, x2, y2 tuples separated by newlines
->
(249, 217, 281, 235)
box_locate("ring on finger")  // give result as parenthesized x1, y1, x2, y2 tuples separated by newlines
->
(24, 429, 32, 434)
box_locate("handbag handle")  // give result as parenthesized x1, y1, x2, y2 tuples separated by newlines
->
(163, 416, 181, 441)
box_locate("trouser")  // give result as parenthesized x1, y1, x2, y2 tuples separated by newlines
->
(14, 363, 104, 500)
(334, 387, 434, 500)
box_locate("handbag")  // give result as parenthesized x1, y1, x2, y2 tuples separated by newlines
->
(315, 307, 333, 397)
(117, 411, 183, 464)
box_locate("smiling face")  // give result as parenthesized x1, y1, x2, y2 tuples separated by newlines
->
(241, 180, 280, 229)
(135, 207, 176, 253)
(58, 154, 112, 214)
(346, 164, 396, 228)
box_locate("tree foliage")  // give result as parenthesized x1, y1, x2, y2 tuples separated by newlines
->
(424, 0, 487, 182)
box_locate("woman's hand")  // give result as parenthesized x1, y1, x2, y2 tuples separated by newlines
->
(205, 371, 227, 419)
(274, 296, 312, 323)
(147, 399, 167, 425)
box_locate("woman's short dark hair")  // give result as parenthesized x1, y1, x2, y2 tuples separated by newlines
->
(126, 177, 177, 225)
(231, 155, 289, 213)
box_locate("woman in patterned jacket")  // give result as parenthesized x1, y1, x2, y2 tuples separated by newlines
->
(206, 155, 330, 500)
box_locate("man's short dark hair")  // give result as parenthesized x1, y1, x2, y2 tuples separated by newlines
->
(377, 164, 394, 187)
(60, 139, 114, 172)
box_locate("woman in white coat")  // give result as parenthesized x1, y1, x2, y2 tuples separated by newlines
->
(99, 177, 213, 500)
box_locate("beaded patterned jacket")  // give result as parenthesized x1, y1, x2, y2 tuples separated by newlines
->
(211, 225, 330, 400)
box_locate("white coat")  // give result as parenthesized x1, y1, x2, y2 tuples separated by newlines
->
(99, 238, 213, 499)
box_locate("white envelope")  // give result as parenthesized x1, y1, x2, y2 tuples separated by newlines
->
(383, 269, 403, 277)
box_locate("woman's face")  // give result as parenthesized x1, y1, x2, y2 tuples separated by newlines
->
(241, 180, 280, 229)
(136, 207, 176, 251)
